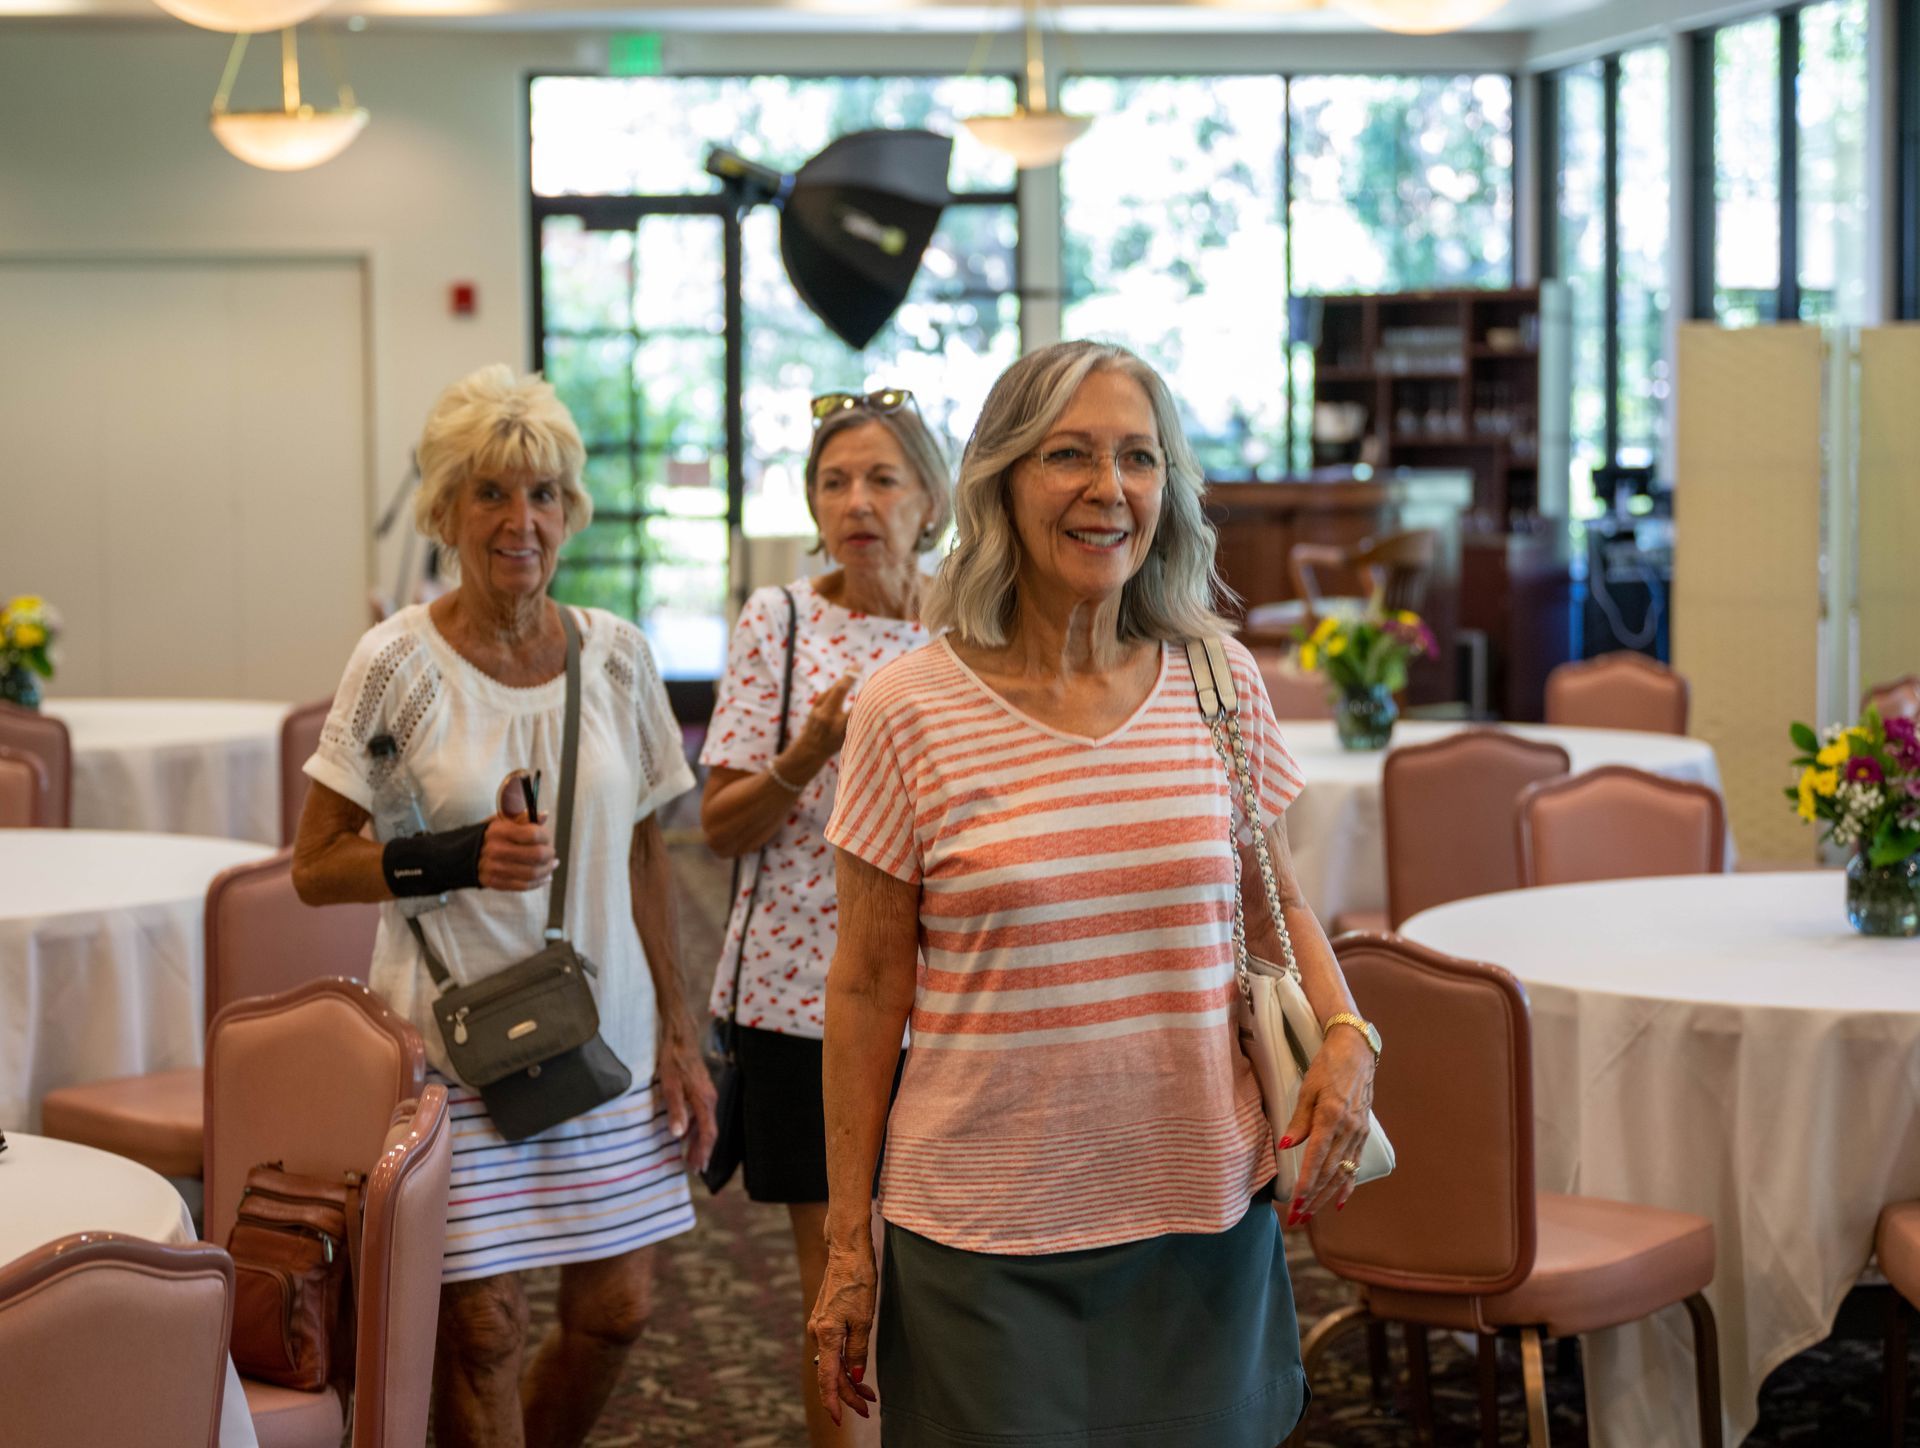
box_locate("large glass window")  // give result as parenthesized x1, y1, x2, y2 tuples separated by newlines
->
(1713, 18, 1782, 325)
(1555, 62, 1607, 517)
(1796, 0, 1870, 322)
(1059, 72, 1514, 477)
(1616, 48, 1672, 469)
(530, 75, 1019, 676)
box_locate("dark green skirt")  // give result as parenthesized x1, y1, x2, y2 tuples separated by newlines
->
(875, 1189, 1306, 1448)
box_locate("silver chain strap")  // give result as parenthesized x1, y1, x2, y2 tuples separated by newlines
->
(1202, 667, 1300, 1002)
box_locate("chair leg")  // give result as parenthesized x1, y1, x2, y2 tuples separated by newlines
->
(1477, 1332, 1502, 1448)
(1886, 1288, 1910, 1448)
(1403, 1324, 1435, 1447)
(1285, 1303, 1371, 1447)
(1682, 1292, 1722, 1448)
(1366, 1318, 1393, 1408)
(1520, 1327, 1552, 1448)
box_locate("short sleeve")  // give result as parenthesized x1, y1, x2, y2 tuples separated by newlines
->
(699, 587, 791, 773)
(824, 684, 922, 884)
(618, 621, 697, 822)
(301, 623, 430, 812)
(1226, 637, 1306, 826)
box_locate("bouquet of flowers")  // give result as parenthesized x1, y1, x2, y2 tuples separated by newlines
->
(0, 594, 57, 688)
(1294, 609, 1438, 696)
(1786, 710, 1920, 867)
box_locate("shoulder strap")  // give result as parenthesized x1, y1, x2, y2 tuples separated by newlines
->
(408, 605, 582, 984)
(723, 585, 799, 1029)
(1185, 635, 1238, 721)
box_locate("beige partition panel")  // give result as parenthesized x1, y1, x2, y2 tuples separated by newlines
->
(1674, 324, 1824, 865)
(1858, 326, 1920, 707)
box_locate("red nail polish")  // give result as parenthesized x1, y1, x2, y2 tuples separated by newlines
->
(850, 1365, 864, 1383)
(1278, 1136, 1293, 1149)
(1337, 1201, 1346, 1212)
(1292, 1196, 1305, 1208)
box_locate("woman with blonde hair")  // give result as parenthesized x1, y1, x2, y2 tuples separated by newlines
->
(701, 386, 949, 1446)
(809, 341, 1382, 1446)
(294, 363, 715, 1447)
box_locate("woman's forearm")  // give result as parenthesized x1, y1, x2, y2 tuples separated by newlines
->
(631, 815, 693, 1039)
(291, 785, 392, 906)
(700, 751, 826, 858)
(1240, 829, 1357, 1026)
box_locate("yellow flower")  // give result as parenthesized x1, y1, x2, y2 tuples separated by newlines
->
(13, 623, 44, 649)
(1326, 635, 1347, 657)
(1309, 616, 1340, 645)
(1797, 769, 1819, 820)
(6, 595, 43, 614)
(1298, 642, 1319, 672)
(1815, 738, 1850, 768)
(1812, 768, 1840, 798)
(1395, 610, 1420, 626)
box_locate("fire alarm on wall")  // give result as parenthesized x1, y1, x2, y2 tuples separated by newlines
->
(450, 282, 477, 316)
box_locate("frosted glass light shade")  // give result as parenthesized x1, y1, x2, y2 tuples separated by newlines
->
(210, 107, 367, 170)
(1335, 0, 1511, 32)
(960, 109, 1091, 169)
(155, 0, 331, 32)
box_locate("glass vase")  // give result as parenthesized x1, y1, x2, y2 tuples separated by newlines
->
(1846, 852, 1920, 937)
(0, 664, 40, 711)
(1334, 684, 1398, 752)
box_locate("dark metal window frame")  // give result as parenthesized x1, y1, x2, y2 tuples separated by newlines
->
(1898, 0, 1920, 317)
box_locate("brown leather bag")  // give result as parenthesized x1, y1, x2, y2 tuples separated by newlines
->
(226, 1163, 365, 1393)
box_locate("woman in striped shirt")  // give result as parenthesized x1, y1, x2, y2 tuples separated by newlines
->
(809, 341, 1382, 1447)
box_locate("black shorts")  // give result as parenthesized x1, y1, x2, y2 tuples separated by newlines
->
(734, 1024, 903, 1205)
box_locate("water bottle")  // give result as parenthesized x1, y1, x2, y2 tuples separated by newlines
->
(367, 734, 447, 916)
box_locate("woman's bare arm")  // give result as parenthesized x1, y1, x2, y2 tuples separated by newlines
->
(631, 814, 717, 1167)
(700, 675, 857, 858)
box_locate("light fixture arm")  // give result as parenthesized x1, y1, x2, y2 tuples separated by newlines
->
(1023, 5, 1047, 113)
(282, 27, 302, 113)
(211, 31, 249, 116)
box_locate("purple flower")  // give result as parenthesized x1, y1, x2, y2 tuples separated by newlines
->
(1904, 777, 1920, 799)
(1845, 755, 1884, 784)
(1886, 716, 1917, 744)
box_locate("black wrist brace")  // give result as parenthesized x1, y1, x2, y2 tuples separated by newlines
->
(381, 822, 488, 898)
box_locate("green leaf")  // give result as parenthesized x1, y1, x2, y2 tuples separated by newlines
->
(1790, 722, 1819, 753)
(1868, 827, 1920, 869)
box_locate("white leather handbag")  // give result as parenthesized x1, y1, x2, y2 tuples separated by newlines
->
(1186, 636, 1395, 1199)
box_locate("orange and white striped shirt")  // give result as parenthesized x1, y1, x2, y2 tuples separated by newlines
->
(826, 635, 1305, 1255)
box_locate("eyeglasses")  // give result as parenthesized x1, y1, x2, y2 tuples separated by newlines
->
(1029, 441, 1166, 488)
(811, 388, 918, 426)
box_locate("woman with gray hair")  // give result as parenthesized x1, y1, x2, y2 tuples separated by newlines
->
(293, 363, 715, 1448)
(809, 342, 1381, 1446)
(701, 386, 949, 1447)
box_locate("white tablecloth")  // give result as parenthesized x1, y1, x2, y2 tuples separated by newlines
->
(46, 699, 290, 845)
(0, 830, 275, 1131)
(0, 1132, 259, 1447)
(1273, 721, 1726, 923)
(1400, 873, 1920, 1448)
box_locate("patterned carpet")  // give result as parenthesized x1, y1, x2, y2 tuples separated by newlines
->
(496, 829, 1915, 1446)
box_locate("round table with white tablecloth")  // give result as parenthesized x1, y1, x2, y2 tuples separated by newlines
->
(45, 698, 290, 844)
(1400, 872, 1920, 1448)
(0, 830, 275, 1131)
(0, 1131, 259, 1446)
(1270, 720, 1726, 922)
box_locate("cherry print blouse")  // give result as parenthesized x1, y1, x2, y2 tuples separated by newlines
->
(700, 575, 929, 1039)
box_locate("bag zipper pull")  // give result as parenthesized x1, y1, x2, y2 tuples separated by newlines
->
(453, 1007, 470, 1045)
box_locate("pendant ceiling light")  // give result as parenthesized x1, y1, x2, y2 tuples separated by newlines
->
(961, 3, 1090, 170)
(1334, 0, 1512, 32)
(209, 28, 367, 172)
(154, 0, 331, 32)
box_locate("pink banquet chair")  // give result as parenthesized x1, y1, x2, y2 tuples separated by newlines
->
(1864, 675, 1920, 722)
(0, 699, 71, 826)
(1516, 764, 1727, 887)
(1544, 651, 1690, 735)
(1294, 934, 1720, 1448)
(279, 697, 332, 846)
(0, 743, 49, 826)
(1248, 645, 1336, 721)
(0, 1233, 235, 1448)
(1381, 728, 1570, 929)
(203, 977, 426, 1447)
(38, 848, 377, 1179)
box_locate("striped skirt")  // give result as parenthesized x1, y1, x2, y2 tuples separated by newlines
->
(434, 1073, 696, 1283)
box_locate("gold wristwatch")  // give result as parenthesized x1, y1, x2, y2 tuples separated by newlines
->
(1323, 1012, 1382, 1060)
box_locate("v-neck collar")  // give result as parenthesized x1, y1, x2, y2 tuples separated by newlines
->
(938, 636, 1170, 748)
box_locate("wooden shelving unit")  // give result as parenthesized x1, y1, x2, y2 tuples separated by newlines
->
(1310, 286, 1545, 526)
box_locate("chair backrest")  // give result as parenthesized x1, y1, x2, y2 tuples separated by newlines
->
(202, 977, 425, 1247)
(1382, 728, 1570, 928)
(203, 847, 377, 1025)
(353, 1085, 453, 1448)
(1357, 528, 1438, 616)
(0, 702, 71, 827)
(1307, 935, 1535, 1302)
(1864, 674, 1920, 722)
(0, 744, 48, 826)
(279, 698, 332, 847)
(1543, 651, 1689, 735)
(1248, 646, 1336, 721)
(0, 1232, 234, 1448)
(1516, 765, 1727, 887)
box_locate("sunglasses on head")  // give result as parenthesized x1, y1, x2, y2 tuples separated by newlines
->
(810, 388, 918, 426)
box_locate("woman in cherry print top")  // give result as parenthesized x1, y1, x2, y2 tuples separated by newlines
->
(700, 389, 951, 1448)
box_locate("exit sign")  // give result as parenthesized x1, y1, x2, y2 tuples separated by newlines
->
(608, 33, 663, 76)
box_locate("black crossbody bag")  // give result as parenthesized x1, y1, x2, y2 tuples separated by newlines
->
(408, 608, 632, 1142)
(700, 585, 798, 1193)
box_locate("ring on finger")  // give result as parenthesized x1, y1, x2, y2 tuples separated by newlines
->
(1338, 1157, 1359, 1176)
(813, 1354, 821, 1365)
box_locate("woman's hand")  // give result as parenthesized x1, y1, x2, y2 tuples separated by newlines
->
(656, 1020, 718, 1170)
(478, 812, 556, 891)
(808, 1231, 881, 1425)
(785, 674, 858, 777)
(1281, 1029, 1377, 1223)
